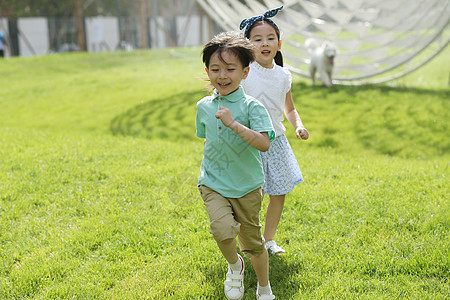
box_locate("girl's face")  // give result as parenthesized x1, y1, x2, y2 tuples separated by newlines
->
(248, 22, 282, 68)
(206, 50, 249, 96)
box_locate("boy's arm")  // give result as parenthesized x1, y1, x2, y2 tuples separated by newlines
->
(216, 106, 270, 152)
(284, 90, 309, 140)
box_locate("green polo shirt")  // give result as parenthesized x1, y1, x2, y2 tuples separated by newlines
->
(196, 87, 275, 198)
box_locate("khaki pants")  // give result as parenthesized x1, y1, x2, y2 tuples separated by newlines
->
(198, 185, 266, 258)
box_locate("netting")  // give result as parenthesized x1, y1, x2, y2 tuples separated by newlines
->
(196, 0, 450, 85)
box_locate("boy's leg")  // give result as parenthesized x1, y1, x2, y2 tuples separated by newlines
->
(199, 185, 241, 251)
(231, 188, 265, 259)
(218, 238, 239, 264)
(251, 248, 275, 298)
(230, 188, 274, 295)
(250, 248, 269, 286)
(199, 185, 245, 299)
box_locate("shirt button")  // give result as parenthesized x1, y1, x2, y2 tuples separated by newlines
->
(220, 97, 223, 101)
(219, 126, 222, 129)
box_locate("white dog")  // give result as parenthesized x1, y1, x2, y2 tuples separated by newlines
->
(305, 38, 337, 87)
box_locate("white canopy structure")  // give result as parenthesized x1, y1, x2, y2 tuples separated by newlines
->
(196, 0, 450, 85)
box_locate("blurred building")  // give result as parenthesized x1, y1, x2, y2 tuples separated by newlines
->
(0, 0, 222, 57)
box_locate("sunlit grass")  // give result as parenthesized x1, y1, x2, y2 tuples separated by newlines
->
(0, 46, 448, 299)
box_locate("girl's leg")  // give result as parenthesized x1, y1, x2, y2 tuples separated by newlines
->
(263, 194, 286, 241)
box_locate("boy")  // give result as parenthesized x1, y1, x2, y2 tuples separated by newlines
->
(196, 31, 276, 300)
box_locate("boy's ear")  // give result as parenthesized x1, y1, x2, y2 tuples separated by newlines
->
(242, 66, 250, 79)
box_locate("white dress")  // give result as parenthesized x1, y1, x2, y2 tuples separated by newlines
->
(242, 61, 303, 195)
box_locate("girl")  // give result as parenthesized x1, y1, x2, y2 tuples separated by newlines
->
(240, 6, 309, 255)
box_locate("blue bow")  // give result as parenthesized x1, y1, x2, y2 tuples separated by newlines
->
(239, 6, 283, 37)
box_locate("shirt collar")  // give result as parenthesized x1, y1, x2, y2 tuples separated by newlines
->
(213, 86, 245, 102)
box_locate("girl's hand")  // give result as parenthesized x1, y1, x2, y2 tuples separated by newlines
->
(296, 127, 309, 140)
(215, 106, 235, 127)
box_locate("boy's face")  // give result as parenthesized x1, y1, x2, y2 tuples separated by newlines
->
(206, 50, 249, 96)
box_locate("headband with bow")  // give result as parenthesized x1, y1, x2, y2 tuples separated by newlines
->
(239, 6, 283, 37)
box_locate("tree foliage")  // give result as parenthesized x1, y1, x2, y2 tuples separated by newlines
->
(0, 0, 136, 18)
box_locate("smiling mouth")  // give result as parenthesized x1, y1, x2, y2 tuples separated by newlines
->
(261, 50, 271, 56)
(218, 83, 231, 88)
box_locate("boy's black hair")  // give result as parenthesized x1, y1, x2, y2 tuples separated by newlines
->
(202, 32, 255, 68)
(245, 19, 284, 67)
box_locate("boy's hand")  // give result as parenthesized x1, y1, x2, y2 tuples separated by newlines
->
(296, 127, 309, 140)
(215, 106, 235, 127)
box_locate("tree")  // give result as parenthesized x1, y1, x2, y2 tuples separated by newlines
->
(74, 0, 85, 51)
(0, 0, 136, 18)
(0, 0, 73, 18)
(138, 0, 148, 49)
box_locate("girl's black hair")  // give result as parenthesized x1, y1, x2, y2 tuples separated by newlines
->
(245, 19, 284, 67)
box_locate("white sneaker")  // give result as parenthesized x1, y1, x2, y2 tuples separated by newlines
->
(224, 256, 245, 300)
(256, 291, 276, 300)
(265, 240, 285, 255)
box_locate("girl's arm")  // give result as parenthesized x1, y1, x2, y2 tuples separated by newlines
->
(215, 106, 270, 152)
(284, 90, 309, 140)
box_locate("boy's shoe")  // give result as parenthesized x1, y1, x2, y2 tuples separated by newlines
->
(256, 291, 276, 300)
(224, 257, 245, 300)
(265, 240, 285, 256)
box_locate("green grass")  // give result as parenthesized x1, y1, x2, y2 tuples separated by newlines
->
(0, 45, 449, 299)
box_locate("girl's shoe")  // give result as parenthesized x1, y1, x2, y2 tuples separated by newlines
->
(224, 257, 245, 300)
(265, 240, 285, 255)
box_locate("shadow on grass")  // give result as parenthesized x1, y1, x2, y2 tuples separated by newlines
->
(200, 254, 303, 299)
(110, 90, 209, 141)
(292, 81, 450, 98)
(291, 82, 449, 158)
(110, 83, 448, 158)
(269, 255, 305, 297)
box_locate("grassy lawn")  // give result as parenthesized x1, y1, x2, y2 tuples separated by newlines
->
(0, 45, 448, 299)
